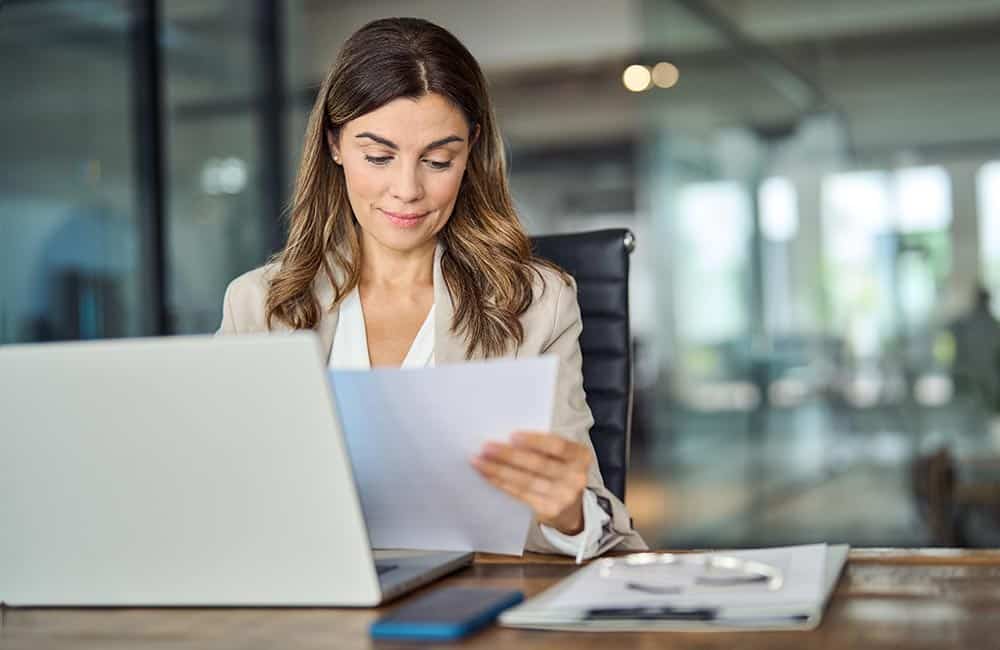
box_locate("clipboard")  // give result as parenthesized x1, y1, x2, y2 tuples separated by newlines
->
(500, 544, 849, 631)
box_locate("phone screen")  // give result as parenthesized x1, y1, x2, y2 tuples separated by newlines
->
(378, 587, 523, 624)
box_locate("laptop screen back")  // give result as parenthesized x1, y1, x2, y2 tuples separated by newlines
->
(0, 333, 382, 606)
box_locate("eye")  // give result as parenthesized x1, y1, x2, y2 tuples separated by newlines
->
(364, 155, 392, 166)
(424, 159, 453, 170)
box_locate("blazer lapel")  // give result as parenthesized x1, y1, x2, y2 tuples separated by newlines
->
(433, 244, 489, 364)
(434, 244, 464, 364)
(313, 258, 341, 364)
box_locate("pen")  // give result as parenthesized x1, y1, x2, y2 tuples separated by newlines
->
(585, 606, 718, 621)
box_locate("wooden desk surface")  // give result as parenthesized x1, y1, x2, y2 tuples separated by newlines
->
(5, 549, 1000, 649)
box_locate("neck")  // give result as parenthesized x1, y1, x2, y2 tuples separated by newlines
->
(359, 234, 436, 291)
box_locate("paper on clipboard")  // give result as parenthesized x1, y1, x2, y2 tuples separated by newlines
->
(500, 543, 849, 631)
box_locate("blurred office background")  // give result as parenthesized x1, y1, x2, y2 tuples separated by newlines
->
(4, 0, 1000, 549)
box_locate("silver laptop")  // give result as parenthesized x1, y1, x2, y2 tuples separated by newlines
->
(0, 333, 472, 606)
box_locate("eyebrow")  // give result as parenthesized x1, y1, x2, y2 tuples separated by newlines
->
(355, 131, 464, 152)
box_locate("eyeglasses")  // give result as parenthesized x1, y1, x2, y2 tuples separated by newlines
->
(597, 552, 784, 595)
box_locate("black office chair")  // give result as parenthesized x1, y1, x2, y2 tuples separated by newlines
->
(531, 229, 635, 501)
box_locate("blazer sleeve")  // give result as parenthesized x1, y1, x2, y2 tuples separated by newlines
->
(522, 277, 648, 554)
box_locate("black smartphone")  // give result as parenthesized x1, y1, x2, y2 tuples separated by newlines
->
(370, 587, 524, 641)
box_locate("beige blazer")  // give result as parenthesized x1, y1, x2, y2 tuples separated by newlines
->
(217, 247, 647, 554)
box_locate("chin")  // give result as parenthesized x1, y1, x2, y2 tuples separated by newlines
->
(370, 226, 438, 254)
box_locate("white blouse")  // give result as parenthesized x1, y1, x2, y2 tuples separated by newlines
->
(327, 286, 611, 561)
(328, 287, 435, 370)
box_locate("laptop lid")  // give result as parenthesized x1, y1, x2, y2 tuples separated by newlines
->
(0, 333, 385, 606)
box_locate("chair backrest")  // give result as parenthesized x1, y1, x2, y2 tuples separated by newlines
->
(530, 229, 634, 501)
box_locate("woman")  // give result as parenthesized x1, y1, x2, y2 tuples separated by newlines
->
(218, 17, 645, 558)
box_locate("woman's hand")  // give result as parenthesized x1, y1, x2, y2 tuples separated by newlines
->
(471, 431, 591, 535)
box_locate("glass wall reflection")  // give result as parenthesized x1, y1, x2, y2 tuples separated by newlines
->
(0, 0, 143, 342)
(163, 0, 273, 334)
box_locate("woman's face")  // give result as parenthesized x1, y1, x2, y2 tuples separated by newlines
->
(331, 93, 474, 256)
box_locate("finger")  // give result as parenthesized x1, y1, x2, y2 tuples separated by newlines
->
(473, 455, 582, 505)
(510, 432, 591, 468)
(497, 480, 565, 522)
(472, 454, 554, 496)
(481, 441, 565, 479)
(476, 469, 565, 521)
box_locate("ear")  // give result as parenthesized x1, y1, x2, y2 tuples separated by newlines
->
(326, 130, 342, 165)
(469, 123, 481, 148)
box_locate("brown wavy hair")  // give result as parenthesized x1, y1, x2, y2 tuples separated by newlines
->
(266, 17, 565, 358)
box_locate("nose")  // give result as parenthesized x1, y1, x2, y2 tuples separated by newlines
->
(389, 161, 424, 204)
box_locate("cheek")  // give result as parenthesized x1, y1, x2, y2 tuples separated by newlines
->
(342, 163, 385, 205)
(429, 168, 466, 208)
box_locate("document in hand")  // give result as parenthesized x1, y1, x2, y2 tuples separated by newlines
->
(329, 356, 558, 555)
(500, 543, 849, 631)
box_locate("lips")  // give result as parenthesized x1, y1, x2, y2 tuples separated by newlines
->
(380, 209, 429, 228)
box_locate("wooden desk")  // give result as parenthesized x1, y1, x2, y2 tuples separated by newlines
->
(5, 549, 1000, 649)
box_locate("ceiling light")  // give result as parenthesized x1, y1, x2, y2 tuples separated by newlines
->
(623, 64, 651, 92)
(652, 62, 680, 89)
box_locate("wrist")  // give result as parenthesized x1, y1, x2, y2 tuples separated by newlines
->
(550, 498, 585, 536)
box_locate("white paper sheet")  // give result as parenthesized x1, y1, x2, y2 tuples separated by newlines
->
(329, 356, 558, 555)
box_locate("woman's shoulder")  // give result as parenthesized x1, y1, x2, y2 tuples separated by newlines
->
(221, 262, 281, 332)
(518, 261, 578, 344)
(528, 261, 576, 304)
(225, 262, 279, 301)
